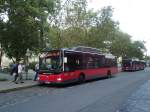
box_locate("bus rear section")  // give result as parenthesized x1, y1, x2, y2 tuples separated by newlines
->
(122, 59, 146, 71)
(38, 46, 118, 84)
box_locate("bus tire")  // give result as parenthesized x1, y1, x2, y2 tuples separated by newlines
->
(107, 70, 111, 78)
(78, 74, 85, 83)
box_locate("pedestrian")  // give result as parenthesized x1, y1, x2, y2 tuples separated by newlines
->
(10, 63, 16, 76)
(10, 63, 18, 82)
(15, 62, 24, 84)
(34, 63, 39, 81)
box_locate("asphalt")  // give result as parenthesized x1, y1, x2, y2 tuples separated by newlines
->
(0, 68, 149, 112)
(0, 67, 122, 93)
(119, 77, 150, 112)
(0, 70, 38, 93)
(0, 68, 150, 112)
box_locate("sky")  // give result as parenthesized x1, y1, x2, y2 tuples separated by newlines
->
(88, 0, 150, 55)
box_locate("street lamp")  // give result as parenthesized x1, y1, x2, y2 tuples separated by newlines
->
(25, 49, 32, 80)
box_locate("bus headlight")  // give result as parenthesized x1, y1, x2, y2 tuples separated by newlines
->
(57, 78, 62, 81)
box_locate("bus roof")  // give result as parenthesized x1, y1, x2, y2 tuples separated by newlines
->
(104, 53, 116, 59)
(122, 58, 139, 61)
(67, 46, 102, 54)
(42, 46, 116, 58)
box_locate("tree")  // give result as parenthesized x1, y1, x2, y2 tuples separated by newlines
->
(110, 30, 146, 59)
(110, 31, 132, 57)
(0, 0, 57, 61)
(63, 0, 88, 46)
(47, 0, 90, 48)
(145, 55, 150, 61)
(47, 0, 66, 49)
(130, 41, 146, 59)
(87, 6, 119, 50)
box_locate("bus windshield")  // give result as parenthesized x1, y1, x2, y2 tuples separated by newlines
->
(40, 56, 62, 73)
(122, 60, 131, 67)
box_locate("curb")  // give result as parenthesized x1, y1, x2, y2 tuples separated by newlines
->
(0, 84, 38, 93)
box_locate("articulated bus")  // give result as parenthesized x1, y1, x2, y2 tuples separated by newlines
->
(122, 59, 146, 71)
(38, 46, 118, 84)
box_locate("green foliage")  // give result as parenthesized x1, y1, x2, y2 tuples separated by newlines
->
(0, 0, 147, 61)
(86, 7, 118, 50)
(110, 31, 146, 59)
(110, 31, 132, 57)
(0, 0, 57, 61)
(145, 55, 150, 61)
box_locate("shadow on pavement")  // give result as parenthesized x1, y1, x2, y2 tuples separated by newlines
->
(38, 76, 116, 88)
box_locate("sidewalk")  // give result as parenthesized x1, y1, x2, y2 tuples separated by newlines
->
(0, 70, 38, 93)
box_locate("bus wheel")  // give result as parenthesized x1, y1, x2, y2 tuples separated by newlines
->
(78, 74, 85, 83)
(107, 70, 111, 78)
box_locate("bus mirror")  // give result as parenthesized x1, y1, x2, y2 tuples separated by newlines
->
(64, 57, 67, 63)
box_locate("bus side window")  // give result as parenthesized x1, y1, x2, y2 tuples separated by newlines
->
(105, 59, 111, 67)
(98, 56, 105, 67)
(95, 58, 102, 68)
(75, 59, 82, 69)
(64, 64, 70, 72)
(87, 57, 95, 69)
(73, 54, 81, 69)
(94, 58, 99, 68)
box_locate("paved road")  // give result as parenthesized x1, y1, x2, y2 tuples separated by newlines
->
(0, 68, 150, 112)
(120, 78, 150, 112)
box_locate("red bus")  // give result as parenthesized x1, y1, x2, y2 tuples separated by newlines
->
(122, 59, 146, 71)
(38, 46, 118, 84)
